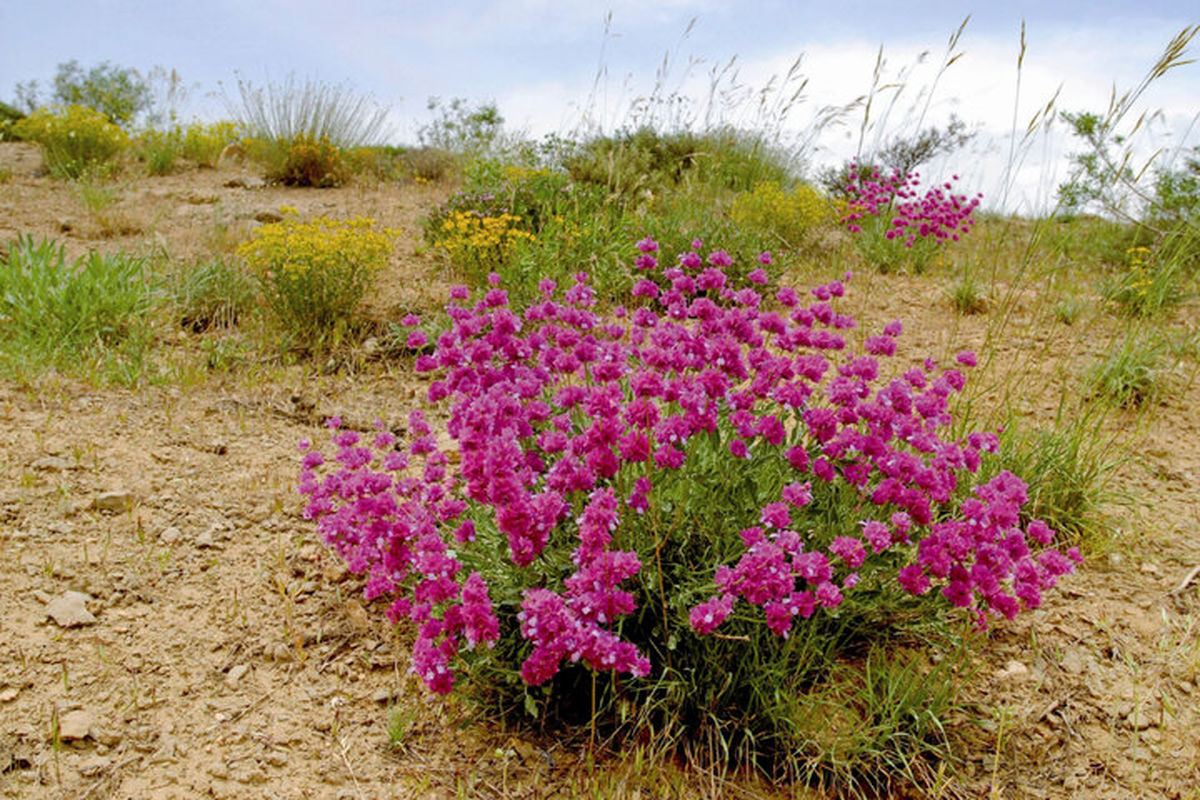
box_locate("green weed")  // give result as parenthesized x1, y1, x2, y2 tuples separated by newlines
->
(0, 236, 160, 383)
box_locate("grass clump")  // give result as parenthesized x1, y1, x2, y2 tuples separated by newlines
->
(0, 236, 158, 383)
(947, 269, 988, 315)
(237, 209, 395, 351)
(167, 256, 257, 332)
(1085, 329, 1166, 409)
(227, 76, 388, 187)
(12, 104, 128, 179)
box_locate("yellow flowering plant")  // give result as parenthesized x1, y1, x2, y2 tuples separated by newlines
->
(13, 104, 128, 179)
(730, 181, 831, 249)
(237, 210, 397, 349)
(180, 121, 241, 168)
(432, 210, 535, 282)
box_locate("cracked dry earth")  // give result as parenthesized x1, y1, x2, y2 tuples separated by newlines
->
(1, 140, 1200, 799)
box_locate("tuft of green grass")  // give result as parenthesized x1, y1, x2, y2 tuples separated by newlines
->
(1085, 329, 1166, 409)
(0, 236, 161, 383)
(1053, 293, 1086, 325)
(779, 641, 971, 798)
(166, 256, 256, 332)
(947, 270, 988, 314)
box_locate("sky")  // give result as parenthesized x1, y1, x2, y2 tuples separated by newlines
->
(2, 1, 1198, 213)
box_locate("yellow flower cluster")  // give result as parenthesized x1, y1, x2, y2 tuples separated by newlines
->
(236, 211, 397, 345)
(238, 212, 396, 279)
(436, 211, 535, 269)
(13, 104, 128, 179)
(1124, 246, 1154, 297)
(732, 182, 831, 247)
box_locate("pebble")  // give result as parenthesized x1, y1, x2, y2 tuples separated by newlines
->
(160, 526, 181, 545)
(46, 591, 97, 627)
(91, 491, 134, 514)
(1059, 649, 1088, 675)
(58, 709, 95, 741)
(995, 660, 1029, 682)
(196, 527, 221, 549)
(225, 663, 250, 688)
(78, 755, 111, 777)
(94, 728, 122, 747)
(31, 455, 71, 471)
(0, 687, 18, 702)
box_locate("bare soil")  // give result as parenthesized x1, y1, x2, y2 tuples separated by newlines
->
(1, 141, 1198, 799)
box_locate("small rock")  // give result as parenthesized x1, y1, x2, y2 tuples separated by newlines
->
(233, 766, 269, 785)
(31, 455, 71, 472)
(46, 591, 97, 627)
(208, 763, 230, 780)
(1059, 649, 1087, 675)
(196, 528, 216, 548)
(225, 663, 250, 688)
(160, 526, 181, 545)
(58, 217, 74, 233)
(254, 210, 283, 224)
(995, 660, 1029, 682)
(264, 642, 292, 662)
(93, 728, 121, 747)
(0, 686, 18, 702)
(1140, 562, 1160, 575)
(372, 688, 393, 704)
(78, 755, 111, 777)
(58, 709, 95, 741)
(91, 491, 134, 514)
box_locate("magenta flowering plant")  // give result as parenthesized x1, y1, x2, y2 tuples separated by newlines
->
(839, 164, 981, 273)
(298, 237, 1078, 744)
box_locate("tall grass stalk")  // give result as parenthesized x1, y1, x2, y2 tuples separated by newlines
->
(226, 75, 389, 148)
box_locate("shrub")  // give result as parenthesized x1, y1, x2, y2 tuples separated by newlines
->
(12, 104, 128, 179)
(299, 239, 1080, 782)
(0, 100, 24, 141)
(400, 146, 457, 183)
(838, 165, 980, 273)
(430, 211, 535, 283)
(180, 120, 241, 168)
(50, 60, 151, 128)
(134, 128, 182, 175)
(419, 97, 505, 156)
(0, 236, 158, 382)
(268, 133, 350, 187)
(730, 181, 830, 250)
(237, 210, 395, 349)
(226, 76, 387, 187)
(565, 128, 792, 204)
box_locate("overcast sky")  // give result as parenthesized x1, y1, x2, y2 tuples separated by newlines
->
(2, 1, 1197, 212)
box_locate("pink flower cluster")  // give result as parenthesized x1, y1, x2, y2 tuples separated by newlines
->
(299, 235, 1078, 695)
(840, 165, 981, 248)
